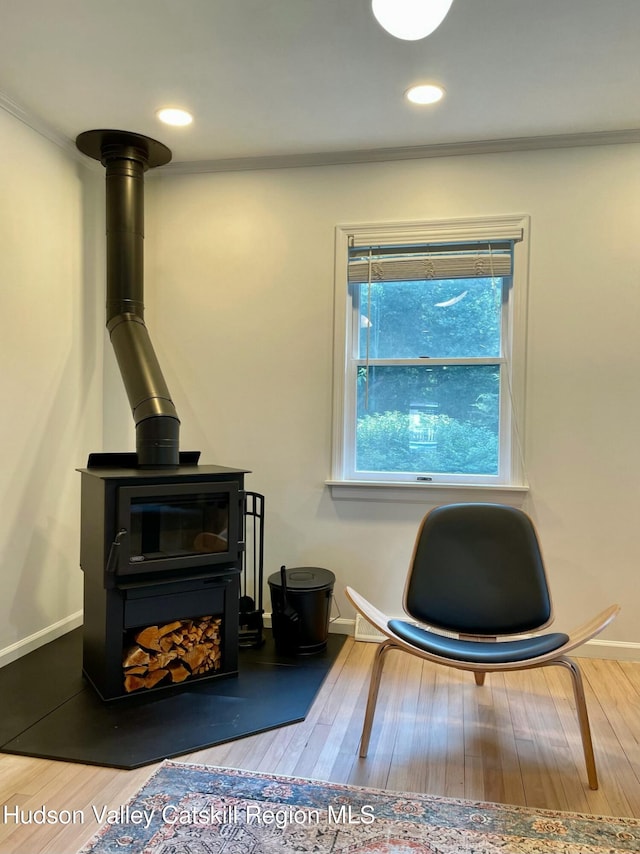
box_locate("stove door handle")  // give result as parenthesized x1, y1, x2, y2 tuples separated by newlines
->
(104, 528, 128, 586)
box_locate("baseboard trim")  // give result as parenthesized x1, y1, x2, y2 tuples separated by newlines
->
(572, 639, 640, 662)
(0, 611, 83, 669)
(3, 613, 636, 669)
(263, 614, 354, 634)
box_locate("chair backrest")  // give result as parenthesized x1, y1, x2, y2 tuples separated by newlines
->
(404, 504, 553, 636)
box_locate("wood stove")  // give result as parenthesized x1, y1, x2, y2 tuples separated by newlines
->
(78, 455, 247, 700)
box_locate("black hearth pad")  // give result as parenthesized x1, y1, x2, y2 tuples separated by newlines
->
(0, 629, 346, 769)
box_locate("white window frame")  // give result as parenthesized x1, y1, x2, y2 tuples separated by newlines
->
(328, 214, 530, 502)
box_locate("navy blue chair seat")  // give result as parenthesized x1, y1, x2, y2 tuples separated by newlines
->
(388, 619, 569, 664)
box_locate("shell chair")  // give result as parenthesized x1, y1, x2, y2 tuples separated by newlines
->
(346, 503, 619, 790)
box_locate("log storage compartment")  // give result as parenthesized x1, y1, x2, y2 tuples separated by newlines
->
(123, 614, 222, 693)
(78, 458, 246, 701)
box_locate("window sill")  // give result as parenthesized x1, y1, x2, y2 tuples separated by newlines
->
(326, 480, 529, 505)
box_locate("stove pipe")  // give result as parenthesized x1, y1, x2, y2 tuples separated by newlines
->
(76, 129, 180, 467)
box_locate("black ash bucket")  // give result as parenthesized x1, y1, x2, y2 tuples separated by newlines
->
(268, 566, 335, 655)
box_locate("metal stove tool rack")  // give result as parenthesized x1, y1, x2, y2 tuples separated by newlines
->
(239, 492, 265, 647)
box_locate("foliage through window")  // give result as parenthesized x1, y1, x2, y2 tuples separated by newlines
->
(331, 217, 529, 488)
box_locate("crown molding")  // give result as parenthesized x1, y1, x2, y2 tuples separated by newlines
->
(158, 128, 640, 176)
(0, 90, 87, 162)
(2, 90, 639, 177)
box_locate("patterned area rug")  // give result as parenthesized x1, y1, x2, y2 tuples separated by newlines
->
(78, 760, 639, 854)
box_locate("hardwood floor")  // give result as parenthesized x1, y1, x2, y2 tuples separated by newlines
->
(1, 637, 639, 853)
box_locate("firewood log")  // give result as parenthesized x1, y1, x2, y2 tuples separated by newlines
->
(168, 663, 190, 683)
(124, 674, 146, 692)
(134, 625, 162, 651)
(157, 620, 183, 637)
(123, 665, 147, 675)
(143, 668, 169, 688)
(182, 644, 208, 670)
(123, 646, 151, 668)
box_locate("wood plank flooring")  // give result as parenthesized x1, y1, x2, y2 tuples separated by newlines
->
(1, 637, 639, 853)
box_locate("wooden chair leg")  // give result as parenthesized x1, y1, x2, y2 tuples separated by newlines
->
(544, 656, 599, 790)
(474, 672, 486, 686)
(359, 639, 397, 758)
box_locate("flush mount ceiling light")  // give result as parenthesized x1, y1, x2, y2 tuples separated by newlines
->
(156, 107, 193, 127)
(372, 0, 453, 40)
(405, 83, 445, 105)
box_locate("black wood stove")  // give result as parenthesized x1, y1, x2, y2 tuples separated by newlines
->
(79, 454, 247, 700)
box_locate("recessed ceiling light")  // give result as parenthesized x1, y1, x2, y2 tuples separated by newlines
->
(156, 107, 193, 127)
(405, 84, 445, 105)
(372, 0, 454, 41)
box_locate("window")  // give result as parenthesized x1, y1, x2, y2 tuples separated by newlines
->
(330, 215, 529, 493)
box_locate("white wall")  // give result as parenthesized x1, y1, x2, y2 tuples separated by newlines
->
(0, 110, 103, 663)
(3, 126, 636, 664)
(131, 142, 640, 655)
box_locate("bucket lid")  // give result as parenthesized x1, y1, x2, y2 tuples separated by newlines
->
(267, 566, 335, 591)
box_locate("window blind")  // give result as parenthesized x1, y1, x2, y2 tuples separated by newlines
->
(348, 241, 514, 284)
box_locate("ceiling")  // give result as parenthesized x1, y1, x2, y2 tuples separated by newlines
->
(1, 0, 639, 169)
